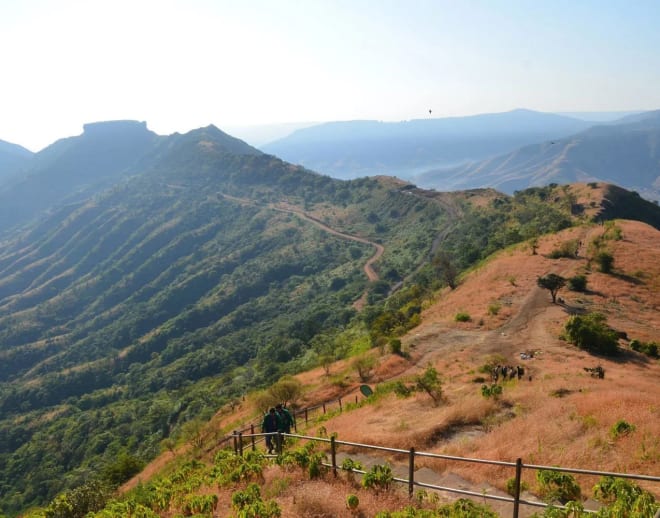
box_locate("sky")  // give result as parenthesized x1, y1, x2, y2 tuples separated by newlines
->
(1, 0, 660, 152)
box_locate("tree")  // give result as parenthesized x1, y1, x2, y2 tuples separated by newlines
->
(414, 363, 444, 405)
(269, 376, 303, 408)
(432, 251, 458, 289)
(537, 274, 566, 303)
(352, 354, 376, 382)
(529, 237, 539, 255)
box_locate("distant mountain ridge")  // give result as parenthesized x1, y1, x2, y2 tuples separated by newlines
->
(0, 139, 33, 186)
(262, 109, 595, 179)
(0, 121, 262, 235)
(417, 110, 660, 201)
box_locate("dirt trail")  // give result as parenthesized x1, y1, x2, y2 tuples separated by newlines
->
(270, 202, 384, 282)
(218, 193, 384, 311)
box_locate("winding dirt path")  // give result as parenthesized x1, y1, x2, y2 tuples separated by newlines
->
(218, 193, 384, 309)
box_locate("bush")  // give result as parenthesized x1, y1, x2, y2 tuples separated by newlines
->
(536, 469, 581, 503)
(481, 384, 503, 399)
(346, 494, 359, 511)
(594, 251, 614, 273)
(593, 476, 659, 515)
(505, 477, 529, 496)
(630, 339, 659, 358)
(487, 302, 501, 315)
(548, 239, 579, 258)
(610, 419, 636, 439)
(362, 464, 393, 491)
(563, 313, 619, 356)
(567, 274, 587, 292)
(454, 312, 471, 322)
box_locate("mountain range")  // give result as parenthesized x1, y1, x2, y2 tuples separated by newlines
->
(0, 117, 659, 515)
(260, 109, 660, 201)
(262, 109, 595, 180)
(417, 110, 660, 201)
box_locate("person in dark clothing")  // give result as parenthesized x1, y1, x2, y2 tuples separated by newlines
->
(261, 407, 280, 454)
(275, 403, 295, 434)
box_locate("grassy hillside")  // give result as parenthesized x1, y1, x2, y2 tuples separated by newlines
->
(1, 127, 658, 517)
(24, 217, 658, 517)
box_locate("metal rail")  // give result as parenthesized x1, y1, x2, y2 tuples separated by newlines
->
(229, 431, 660, 517)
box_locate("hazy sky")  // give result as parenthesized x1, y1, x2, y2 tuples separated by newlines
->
(2, 0, 660, 151)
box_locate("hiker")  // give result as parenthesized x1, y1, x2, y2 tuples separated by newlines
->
(275, 403, 295, 434)
(261, 407, 280, 454)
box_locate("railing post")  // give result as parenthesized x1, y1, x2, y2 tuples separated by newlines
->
(331, 436, 338, 477)
(408, 447, 415, 498)
(513, 457, 522, 518)
(355, 395, 358, 404)
(238, 432, 244, 456)
(339, 398, 342, 412)
(276, 432, 283, 455)
(323, 402, 326, 414)
(250, 424, 256, 451)
(305, 408, 309, 425)
(232, 430, 238, 454)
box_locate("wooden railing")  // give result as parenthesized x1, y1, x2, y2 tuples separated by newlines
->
(229, 431, 660, 518)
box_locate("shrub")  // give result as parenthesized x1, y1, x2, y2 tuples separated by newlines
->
(536, 469, 581, 503)
(610, 419, 636, 439)
(631, 339, 659, 358)
(563, 312, 619, 356)
(231, 483, 281, 518)
(567, 274, 587, 292)
(481, 384, 502, 399)
(346, 494, 359, 512)
(594, 251, 614, 273)
(389, 338, 404, 356)
(593, 476, 659, 515)
(392, 381, 412, 398)
(548, 239, 579, 258)
(362, 464, 393, 491)
(454, 312, 471, 322)
(505, 477, 529, 496)
(487, 302, 501, 315)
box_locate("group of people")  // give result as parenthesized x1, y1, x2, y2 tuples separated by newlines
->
(261, 403, 295, 454)
(491, 364, 525, 382)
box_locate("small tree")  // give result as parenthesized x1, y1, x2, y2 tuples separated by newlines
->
(414, 363, 444, 405)
(269, 376, 303, 407)
(432, 251, 458, 289)
(352, 354, 376, 382)
(319, 354, 334, 375)
(529, 237, 539, 255)
(537, 274, 566, 303)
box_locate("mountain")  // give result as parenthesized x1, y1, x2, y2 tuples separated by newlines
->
(1, 119, 659, 515)
(0, 121, 162, 235)
(417, 110, 660, 201)
(262, 110, 594, 180)
(0, 139, 33, 186)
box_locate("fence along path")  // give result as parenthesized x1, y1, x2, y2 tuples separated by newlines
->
(230, 429, 660, 518)
(219, 395, 660, 518)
